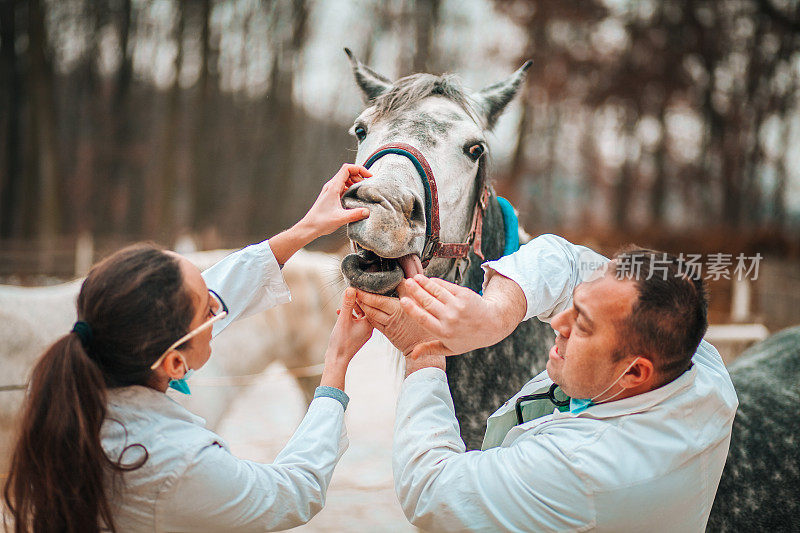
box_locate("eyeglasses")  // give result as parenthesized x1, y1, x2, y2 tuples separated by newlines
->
(149, 289, 228, 370)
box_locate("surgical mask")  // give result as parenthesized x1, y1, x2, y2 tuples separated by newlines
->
(168, 355, 194, 395)
(569, 356, 640, 414)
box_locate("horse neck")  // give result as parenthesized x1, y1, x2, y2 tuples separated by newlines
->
(460, 193, 506, 293)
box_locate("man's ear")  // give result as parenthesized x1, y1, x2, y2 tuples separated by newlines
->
(621, 357, 655, 388)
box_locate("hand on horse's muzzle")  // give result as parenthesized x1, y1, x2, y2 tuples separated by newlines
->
(355, 288, 437, 357)
(302, 163, 371, 237)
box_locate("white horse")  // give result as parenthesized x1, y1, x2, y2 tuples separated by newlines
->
(338, 50, 554, 450)
(0, 248, 342, 473)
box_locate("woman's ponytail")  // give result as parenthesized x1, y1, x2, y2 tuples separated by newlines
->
(4, 333, 114, 533)
(3, 244, 194, 532)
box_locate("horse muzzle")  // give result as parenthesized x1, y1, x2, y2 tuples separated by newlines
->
(341, 141, 488, 293)
(341, 181, 426, 293)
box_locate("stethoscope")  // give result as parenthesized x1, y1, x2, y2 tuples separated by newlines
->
(514, 383, 571, 425)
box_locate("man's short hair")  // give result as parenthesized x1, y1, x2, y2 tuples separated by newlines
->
(611, 247, 708, 385)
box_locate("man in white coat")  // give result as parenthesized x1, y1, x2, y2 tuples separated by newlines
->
(356, 234, 738, 532)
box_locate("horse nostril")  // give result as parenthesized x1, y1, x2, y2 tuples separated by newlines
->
(407, 195, 424, 224)
(341, 181, 364, 208)
(342, 181, 423, 227)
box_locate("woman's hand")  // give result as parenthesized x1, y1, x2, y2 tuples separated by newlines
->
(320, 288, 374, 390)
(301, 164, 371, 237)
(269, 164, 371, 265)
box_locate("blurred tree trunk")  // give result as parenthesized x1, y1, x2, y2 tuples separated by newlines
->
(72, 1, 103, 238)
(363, 2, 393, 66)
(613, 115, 637, 230)
(27, 0, 59, 261)
(506, 92, 531, 206)
(150, 2, 186, 242)
(412, 0, 441, 72)
(772, 117, 790, 228)
(255, 0, 308, 234)
(649, 108, 668, 225)
(109, 0, 133, 237)
(741, 12, 768, 227)
(544, 107, 561, 226)
(0, 0, 22, 238)
(698, 46, 724, 227)
(506, 23, 541, 209)
(190, 0, 217, 236)
(613, 160, 634, 231)
(720, 110, 744, 228)
(579, 111, 602, 227)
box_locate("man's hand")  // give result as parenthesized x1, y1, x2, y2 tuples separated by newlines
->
(395, 273, 527, 358)
(355, 289, 437, 356)
(301, 164, 372, 237)
(355, 288, 446, 377)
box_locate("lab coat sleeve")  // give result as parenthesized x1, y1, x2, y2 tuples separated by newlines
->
(157, 397, 348, 532)
(482, 233, 608, 323)
(200, 239, 291, 337)
(394, 368, 593, 532)
(695, 340, 739, 411)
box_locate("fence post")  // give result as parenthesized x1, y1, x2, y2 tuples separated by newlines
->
(74, 231, 94, 277)
(730, 277, 751, 323)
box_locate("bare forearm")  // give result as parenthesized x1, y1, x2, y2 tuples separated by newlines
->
(319, 348, 350, 391)
(268, 220, 318, 266)
(479, 272, 527, 347)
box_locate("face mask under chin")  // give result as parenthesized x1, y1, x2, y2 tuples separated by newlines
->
(569, 357, 640, 414)
(168, 355, 194, 395)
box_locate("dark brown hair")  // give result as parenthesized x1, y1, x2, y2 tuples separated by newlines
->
(3, 244, 195, 533)
(611, 247, 708, 385)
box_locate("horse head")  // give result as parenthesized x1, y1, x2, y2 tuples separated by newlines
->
(341, 49, 531, 294)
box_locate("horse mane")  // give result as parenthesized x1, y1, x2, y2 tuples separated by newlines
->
(372, 73, 481, 125)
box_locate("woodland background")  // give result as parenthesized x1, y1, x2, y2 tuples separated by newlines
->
(1, 0, 799, 311)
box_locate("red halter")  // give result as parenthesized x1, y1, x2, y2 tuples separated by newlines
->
(362, 142, 490, 267)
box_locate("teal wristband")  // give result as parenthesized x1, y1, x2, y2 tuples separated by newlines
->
(314, 385, 349, 411)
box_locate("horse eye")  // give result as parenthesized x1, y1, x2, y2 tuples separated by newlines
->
(466, 143, 485, 161)
(354, 125, 367, 142)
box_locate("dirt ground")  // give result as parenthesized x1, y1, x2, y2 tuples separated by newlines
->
(215, 333, 416, 532)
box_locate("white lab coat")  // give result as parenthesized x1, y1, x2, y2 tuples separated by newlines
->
(393, 234, 738, 532)
(100, 240, 348, 532)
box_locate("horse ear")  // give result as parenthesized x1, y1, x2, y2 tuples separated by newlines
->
(473, 60, 532, 129)
(345, 48, 392, 103)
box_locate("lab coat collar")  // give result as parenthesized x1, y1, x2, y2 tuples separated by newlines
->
(498, 363, 697, 422)
(107, 384, 209, 428)
(497, 365, 698, 447)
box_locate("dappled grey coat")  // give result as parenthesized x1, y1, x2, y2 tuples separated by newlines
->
(451, 193, 553, 450)
(707, 326, 800, 531)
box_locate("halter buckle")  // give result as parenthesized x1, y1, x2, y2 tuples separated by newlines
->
(422, 238, 440, 264)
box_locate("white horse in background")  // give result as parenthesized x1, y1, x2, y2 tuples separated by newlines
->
(0, 248, 343, 473)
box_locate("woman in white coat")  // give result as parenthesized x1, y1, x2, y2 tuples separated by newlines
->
(3, 165, 374, 533)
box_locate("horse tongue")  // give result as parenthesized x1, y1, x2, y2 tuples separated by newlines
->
(398, 254, 423, 279)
